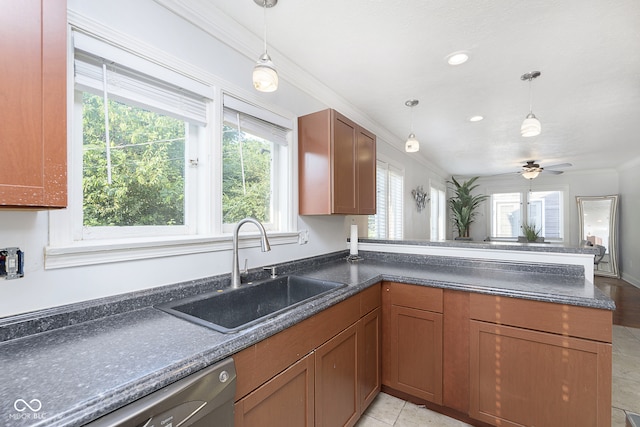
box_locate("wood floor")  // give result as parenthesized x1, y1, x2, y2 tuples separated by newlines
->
(595, 275, 640, 328)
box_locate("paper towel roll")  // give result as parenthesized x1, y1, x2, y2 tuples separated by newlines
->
(350, 224, 358, 255)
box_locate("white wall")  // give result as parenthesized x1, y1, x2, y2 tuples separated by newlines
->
(0, 0, 447, 318)
(619, 159, 640, 286)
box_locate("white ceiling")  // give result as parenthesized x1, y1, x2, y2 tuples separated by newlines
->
(161, 0, 640, 177)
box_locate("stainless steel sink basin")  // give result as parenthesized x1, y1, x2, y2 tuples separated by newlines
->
(156, 275, 346, 333)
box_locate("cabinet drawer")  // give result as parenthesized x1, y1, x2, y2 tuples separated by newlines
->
(385, 282, 443, 313)
(470, 293, 612, 343)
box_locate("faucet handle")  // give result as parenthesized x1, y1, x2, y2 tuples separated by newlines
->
(240, 259, 248, 277)
(264, 266, 277, 279)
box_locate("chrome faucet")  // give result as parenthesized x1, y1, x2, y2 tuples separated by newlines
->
(231, 217, 271, 288)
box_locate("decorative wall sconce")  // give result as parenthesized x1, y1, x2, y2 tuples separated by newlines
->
(411, 185, 430, 212)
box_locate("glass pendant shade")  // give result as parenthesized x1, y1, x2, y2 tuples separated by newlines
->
(521, 112, 541, 137)
(522, 170, 540, 180)
(253, 53, 278, 92)
(405, 133, 419, 152)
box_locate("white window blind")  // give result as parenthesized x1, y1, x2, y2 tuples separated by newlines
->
(388, 165, 404, 239)
(430, 185, 446, 240)
(369, 160, 403, 239)
(373, 164, 387, 238)
(73, 32, 211, 126)
(222, 95, 291, 146)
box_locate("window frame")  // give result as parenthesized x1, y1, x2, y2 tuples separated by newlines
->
(220, 94, 292, 234)
(46, 23, 298, 269)
(73, 90, 205, 240)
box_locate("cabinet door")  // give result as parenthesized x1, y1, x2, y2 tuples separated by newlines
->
(0, 0, 66, 208)
(470, 320, 611, 427)
(386, 305, 443, 404)
(315, 322, 359, 427)
(332, 112, 358, 214)
(358, 307, 381, 412)
(356, 127, 376, 215)
(235, 353, 315, 427)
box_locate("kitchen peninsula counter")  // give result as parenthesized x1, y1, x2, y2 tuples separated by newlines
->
(359, 238, 601, 254)
(0, 250, 613, 426)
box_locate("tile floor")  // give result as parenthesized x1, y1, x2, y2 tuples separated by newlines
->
(356, 325, 640, 427)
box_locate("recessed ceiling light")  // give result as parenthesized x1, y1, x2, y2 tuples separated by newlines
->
(446, 51, 469, 66)
(469, 115, 484, 122)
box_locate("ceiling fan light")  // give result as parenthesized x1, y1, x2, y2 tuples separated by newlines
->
(522, 170, 540, 180)
(405, 133, 419, 152)
(253, 53, 278, 92)
(521, 113, 541, 137)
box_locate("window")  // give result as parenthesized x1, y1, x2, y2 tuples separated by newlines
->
(490, 189, 564, 240)
(430, 183, 446, 240)
(369, 160, 403, 239)
(492, 193, 522, 238)
(73, 33, 210, 239)
(47, 29, 297, 268)
(222, 95, 291, 232)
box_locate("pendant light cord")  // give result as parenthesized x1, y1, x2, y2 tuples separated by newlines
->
(263, 1, 268, 54)
(410, 105, 414, 133)
(528, 77, 533, 114)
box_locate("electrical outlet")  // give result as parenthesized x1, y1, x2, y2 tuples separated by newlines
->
(0, 247, 24, 280)
(298, 229, 309, 245)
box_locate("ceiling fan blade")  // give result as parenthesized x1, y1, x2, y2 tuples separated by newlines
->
(544, 169, 564, 175)
(485, 171, 522, 177)
(543, 162, 572, 170)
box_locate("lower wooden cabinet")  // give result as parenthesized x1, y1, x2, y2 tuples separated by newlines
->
(358, 307, 381, 411)
(469, 293, 612, 427)
(235, 282, 612, 427)
(470, 321, 612, 427)
(315, 323, 359, 427)
(235, 353, 315, 427)
(382, 282, 443, 405)
(234, 284, 381, 427)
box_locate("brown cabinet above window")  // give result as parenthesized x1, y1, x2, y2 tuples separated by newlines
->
(298, 109, 376, 215)
(0, 0, 67, 208)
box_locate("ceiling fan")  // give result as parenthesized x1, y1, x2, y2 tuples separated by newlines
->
(518, 160, 572, 179)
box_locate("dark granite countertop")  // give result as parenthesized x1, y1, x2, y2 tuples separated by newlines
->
(0, 250, 613, 426)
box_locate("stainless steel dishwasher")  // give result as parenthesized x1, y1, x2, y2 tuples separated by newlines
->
(86, 358, 236, 427)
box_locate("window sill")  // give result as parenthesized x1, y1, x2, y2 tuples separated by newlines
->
(45, 232, 300, 270)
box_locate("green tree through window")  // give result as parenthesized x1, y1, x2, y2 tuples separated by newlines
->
(82, 93, 186, 226)
(222, 124, 272, 224)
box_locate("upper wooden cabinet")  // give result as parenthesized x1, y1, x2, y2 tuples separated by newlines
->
(0, 0, 67, 208)
(298, 109, 376, 215)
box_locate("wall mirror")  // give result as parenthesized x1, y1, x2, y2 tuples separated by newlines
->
(576, 195, 620, 278)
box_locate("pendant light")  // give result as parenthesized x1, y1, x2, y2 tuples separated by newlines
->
(405, 99, 419, 153)
(252, 0, 278, 92)
(520, 71, 541, 137)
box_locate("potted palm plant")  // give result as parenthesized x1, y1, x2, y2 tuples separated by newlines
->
(448, 176, 488, 240)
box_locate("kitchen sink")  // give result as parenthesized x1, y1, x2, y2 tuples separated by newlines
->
(156, 275, 346, 333)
